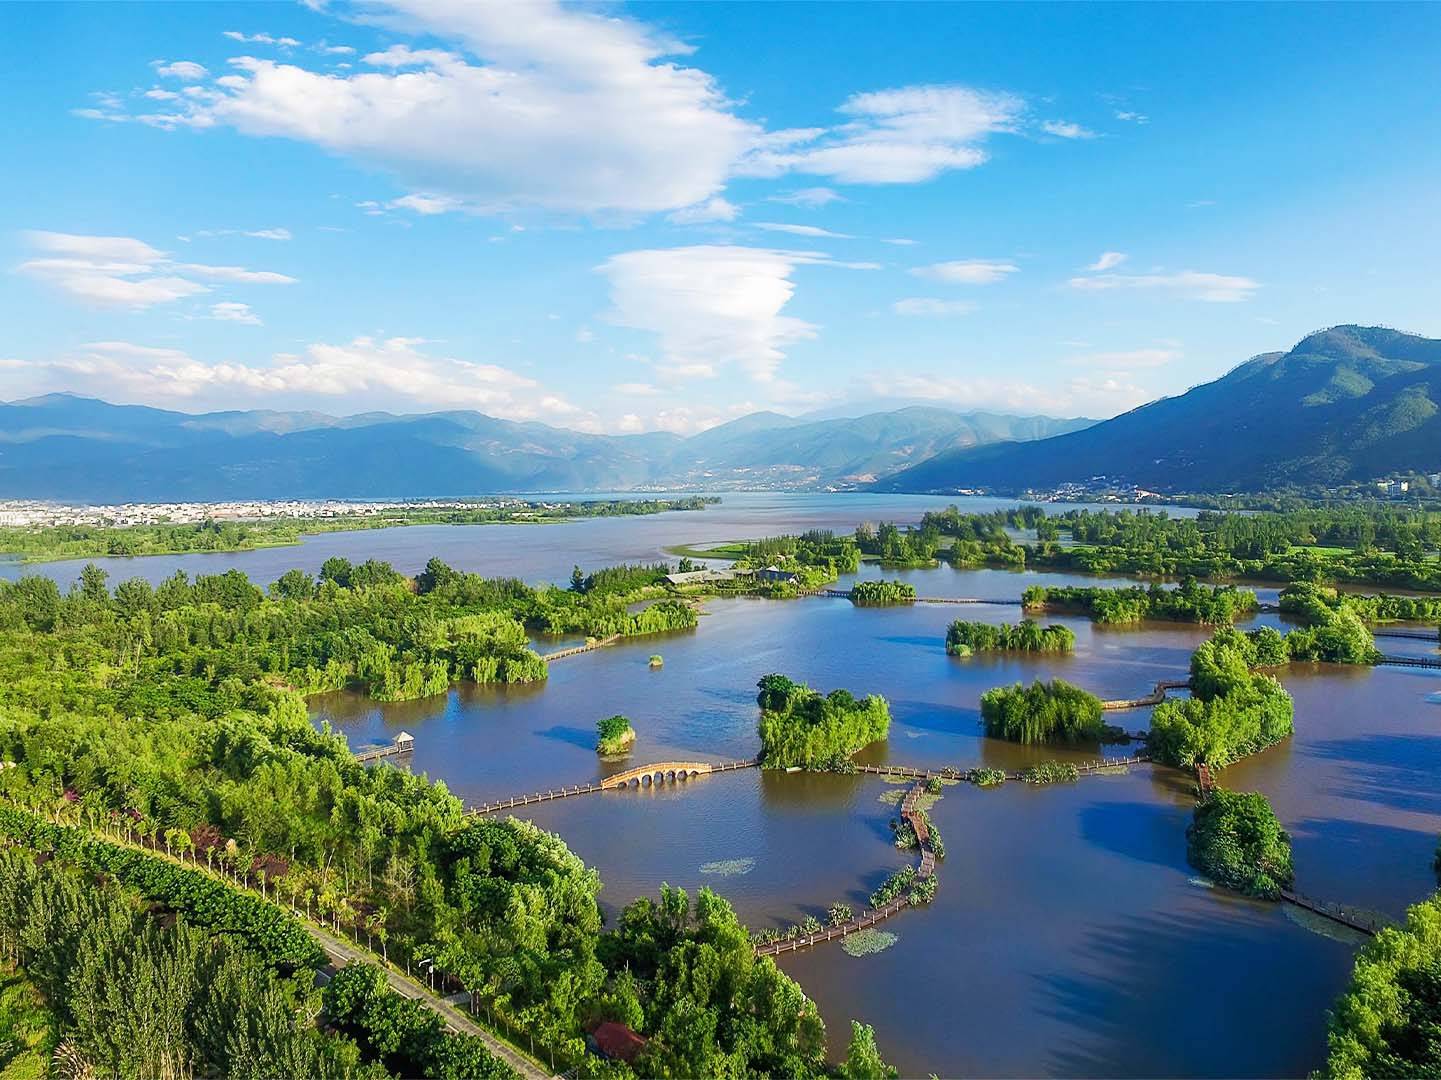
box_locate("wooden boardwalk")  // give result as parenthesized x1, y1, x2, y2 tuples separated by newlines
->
(854, 755, 1151, 784)
(756, 778, 937, 957)
(466, 759, 757, 815)
(1280, 890, 1390, 936)
(1377, 653, 1441, 669)
(353, 739, 414, 764)
(1101, 679, 1191, 711)
(540, 634, 621, 662)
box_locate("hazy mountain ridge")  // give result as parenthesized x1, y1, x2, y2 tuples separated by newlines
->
(875, 326, 1441, 494)
(0, 396, 1089, 501)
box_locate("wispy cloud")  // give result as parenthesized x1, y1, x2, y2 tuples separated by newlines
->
(18, 230, 295, 308)
(668, 197, 739, 225)
(208, 301, 261, 324)
(767, 187, 844, 208)
(911, 259, 1018, 285)
(1040, 120, 1096, 139)
(744, 85, 1024, 183)
(754, 223, 854, 239)
(892, 298, 976, 317)
(1085, 251, 1127, 272)
(1068, 270, 1258, 303)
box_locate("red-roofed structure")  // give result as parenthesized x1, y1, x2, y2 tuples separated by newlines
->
(591, 1021, 647, 1063)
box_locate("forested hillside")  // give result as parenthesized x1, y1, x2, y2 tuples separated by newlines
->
(879, 326, 1441, 493)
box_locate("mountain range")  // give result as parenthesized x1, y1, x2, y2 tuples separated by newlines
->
(877, 325, 1441, 494)
(7, 326, 1436, 502)
(0, 395, 1090, 502)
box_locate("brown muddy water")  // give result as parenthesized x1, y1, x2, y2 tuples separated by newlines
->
(312, 563, 1441, 1078)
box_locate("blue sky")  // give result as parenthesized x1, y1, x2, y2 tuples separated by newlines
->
(2, 1, 1438, 434)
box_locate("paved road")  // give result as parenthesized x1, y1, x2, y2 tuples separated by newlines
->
(308, 923, 555, 1080)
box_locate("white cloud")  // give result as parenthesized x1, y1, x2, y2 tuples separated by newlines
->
(892, 298, 976, 317)
(246, 227, 292, 240)
(668, 197, 739, 224)
(754, 222, 854, 239)
(1068, 270, 1258, 303)
(744, 85, 1023, 183)
(882, 237, 918, 246)
(18, 230, 295, 308)
(911, 259, 1018, 285)
(767, 187, 844, 208)
(153, 60, 209, 81)
(209, 301, 261, 324)
(1114, 110, 1149, 124)
(575, 327, 594, 344)
(599, 244, 850, 384)
(1085, 251, 1127, 272)
(9, 336, 589, 420)
(121, 2, 759, 216)
(1040, 120, 1096, 139)
(223, 31, 301, 47)
(176, 263, 297, 284)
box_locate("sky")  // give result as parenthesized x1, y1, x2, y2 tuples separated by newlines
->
(2, 1, 1439, 435)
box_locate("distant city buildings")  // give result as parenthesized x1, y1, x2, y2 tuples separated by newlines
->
(0, 498, 529, 528)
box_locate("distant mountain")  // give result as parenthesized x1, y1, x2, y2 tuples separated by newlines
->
(876, 326, 1441, 494)
(0, 395, 1090, 501)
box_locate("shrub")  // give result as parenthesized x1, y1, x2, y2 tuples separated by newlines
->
(596, 715, 635, 755)
(980, 679, 1104, 744)
(1186, 789, 1294, 899)
(757, 675, 890, 769)
(1020, 760, 1079, 785)
(850, 580, 917, 606)
(971, 767, 1007, 787)
(946, 620, 1075, 655)
(1319, 895, 1441, 1078)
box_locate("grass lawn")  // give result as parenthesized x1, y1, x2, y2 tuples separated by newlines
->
(0, 968, 56, 1080)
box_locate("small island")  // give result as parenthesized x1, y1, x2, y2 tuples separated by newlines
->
(1186, 788, 1294, 898)
(946, 619, 1075, 656)
(1022, 580, 1259, 625)
(596, 714, 636, 756)
(756, 673, 891, 770)
(850, 580, 917, 605)
(979, 679, 1104, 744)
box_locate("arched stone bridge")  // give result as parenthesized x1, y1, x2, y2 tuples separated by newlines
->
(604, 759, 756, 789)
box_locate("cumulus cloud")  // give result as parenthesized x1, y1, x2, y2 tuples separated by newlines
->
(1114, 110, 1148, 123)
(1085, 251, 1127, 272)
(891, 297, 976, 317)
(1068, 270, 1258, 302)
(209, 301, 261, 324)
(911, 259, 1018, 285)
(9, 336, 590, 421)
(18, 230, 295, 308)
(113, 2, 759, 216)
(743, 85, 1023, 183)
(598, 244, 852, 383)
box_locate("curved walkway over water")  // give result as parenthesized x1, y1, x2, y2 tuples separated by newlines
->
(466, 759, 758, 815)
(1101, 679, 1191, 711)
(756, 778, 937, 957)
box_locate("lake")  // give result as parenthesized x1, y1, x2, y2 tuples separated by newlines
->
(0, 491, 1203, 590)
(310, 554, 1441, 1077)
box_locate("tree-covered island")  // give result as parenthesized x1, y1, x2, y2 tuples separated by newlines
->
(946, 619, 1075, 656)
(979, 679, 1104, 744)
(756, 674, 891, 769)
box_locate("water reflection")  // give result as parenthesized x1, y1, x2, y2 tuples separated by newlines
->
(310, 566, 1441, 1078)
